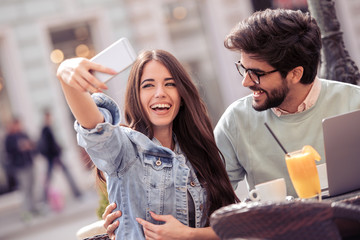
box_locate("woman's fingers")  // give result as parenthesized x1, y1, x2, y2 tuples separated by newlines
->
(143, 227, 157, 240)
(81, 60, 116, 91)
(69, 62, 108, 92)
(75, 72, 104, 93)
(149, 211, 170, 222)
(57, 57, 116, 92)
(89, 61, 118, 75)
(136, 218, 156, 238)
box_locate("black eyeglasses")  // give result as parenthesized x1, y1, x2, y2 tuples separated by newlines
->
(235, 61, 278, 85)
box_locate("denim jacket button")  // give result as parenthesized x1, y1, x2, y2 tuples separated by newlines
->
(190, 181, 195, 187)
(155, 158, 162, 166)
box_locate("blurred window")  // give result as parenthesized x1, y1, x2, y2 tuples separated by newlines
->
(49, 23, 95, 66)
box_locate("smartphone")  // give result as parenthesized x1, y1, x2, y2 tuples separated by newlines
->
(90, 38, 137, 83)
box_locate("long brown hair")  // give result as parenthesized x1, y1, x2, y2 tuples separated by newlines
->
(124, 49, 239, 224)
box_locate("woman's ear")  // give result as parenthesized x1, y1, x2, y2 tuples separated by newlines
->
(287, 66, 304, 84)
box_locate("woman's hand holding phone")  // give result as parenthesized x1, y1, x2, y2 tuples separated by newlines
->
(56, 57, 116, 93)
(57, 38, 136, 93)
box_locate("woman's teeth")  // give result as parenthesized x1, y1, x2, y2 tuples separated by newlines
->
(151, 103, 171, 110)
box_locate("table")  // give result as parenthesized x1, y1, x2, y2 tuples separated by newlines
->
(326, 189, 360, 203)
(210, 190, 360, 240)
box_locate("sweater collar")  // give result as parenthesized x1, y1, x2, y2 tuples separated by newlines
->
(272, 77, 321, 117)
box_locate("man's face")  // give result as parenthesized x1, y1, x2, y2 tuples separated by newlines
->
(239, 53, 289, 111)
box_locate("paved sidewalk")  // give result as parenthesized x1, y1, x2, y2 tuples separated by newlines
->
(0, 188, 100, 240)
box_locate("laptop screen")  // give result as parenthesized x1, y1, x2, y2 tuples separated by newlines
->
(322, 109, 360, 197)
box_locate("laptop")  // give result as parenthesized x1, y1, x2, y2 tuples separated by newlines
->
(321, 109, 360, 197)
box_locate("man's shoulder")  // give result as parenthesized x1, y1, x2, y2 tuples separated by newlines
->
(320, 78, 360, 91)
(225, 95, 253, 113)
(319, 79, 360, 107)
(216, 94, 269, 129)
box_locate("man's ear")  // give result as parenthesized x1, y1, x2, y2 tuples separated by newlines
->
(287, 66, 304, 84)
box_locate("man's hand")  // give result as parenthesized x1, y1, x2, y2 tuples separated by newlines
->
(102, 203, 122, 240)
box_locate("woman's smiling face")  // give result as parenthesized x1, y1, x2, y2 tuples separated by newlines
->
(139, 60, 181, 132)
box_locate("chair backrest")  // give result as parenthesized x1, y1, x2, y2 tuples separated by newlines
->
(210, 200, 360, 240)
(82, 233, 110, 240)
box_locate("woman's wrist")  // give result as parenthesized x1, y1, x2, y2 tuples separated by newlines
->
(187, 227, 219, 240)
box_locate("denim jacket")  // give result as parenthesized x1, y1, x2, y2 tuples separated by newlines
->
(75, 93, 207, 240)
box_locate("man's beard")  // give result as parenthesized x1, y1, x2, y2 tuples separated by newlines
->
(251, 83, 289, 112)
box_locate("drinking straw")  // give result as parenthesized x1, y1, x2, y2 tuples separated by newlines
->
(264, 122, 289, 156)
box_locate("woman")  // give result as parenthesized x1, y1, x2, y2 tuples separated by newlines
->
(57, 49, 238, 239)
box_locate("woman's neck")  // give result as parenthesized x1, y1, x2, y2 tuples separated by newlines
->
(153, 127, 174, 150)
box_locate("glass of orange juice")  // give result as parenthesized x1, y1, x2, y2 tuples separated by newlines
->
(285, 145, 321, 200)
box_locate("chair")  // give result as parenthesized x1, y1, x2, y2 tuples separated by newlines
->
(76, 219, 109, 240)
(210, 200, 360, 240)
(82, 234, 110, 240)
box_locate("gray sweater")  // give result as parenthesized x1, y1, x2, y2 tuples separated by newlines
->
(214, 78, 360, 197)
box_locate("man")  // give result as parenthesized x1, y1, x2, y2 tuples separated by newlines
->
(214, 8, 360, 197)
(38, 111, 82, 202)
(103, 8, 360, 238)
(5, 118, 37, 219)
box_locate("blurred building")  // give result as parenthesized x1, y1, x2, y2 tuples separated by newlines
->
(0, 0, 359, 198)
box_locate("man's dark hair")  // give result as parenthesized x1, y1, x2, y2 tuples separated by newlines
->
(225, 8, 322, 84)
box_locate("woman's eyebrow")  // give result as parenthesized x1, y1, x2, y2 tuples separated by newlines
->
(140, 77, 174, 85)
(140, 79, 154, 85)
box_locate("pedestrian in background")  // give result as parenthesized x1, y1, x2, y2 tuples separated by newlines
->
(38, 110, 82, 205)
(4, 118, 37, 220)
(0, 124, 18, 194)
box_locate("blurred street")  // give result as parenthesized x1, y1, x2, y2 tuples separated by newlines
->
(0, 188, 100, 240)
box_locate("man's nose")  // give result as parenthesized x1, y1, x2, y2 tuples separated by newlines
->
(242, 73, 255, 87)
